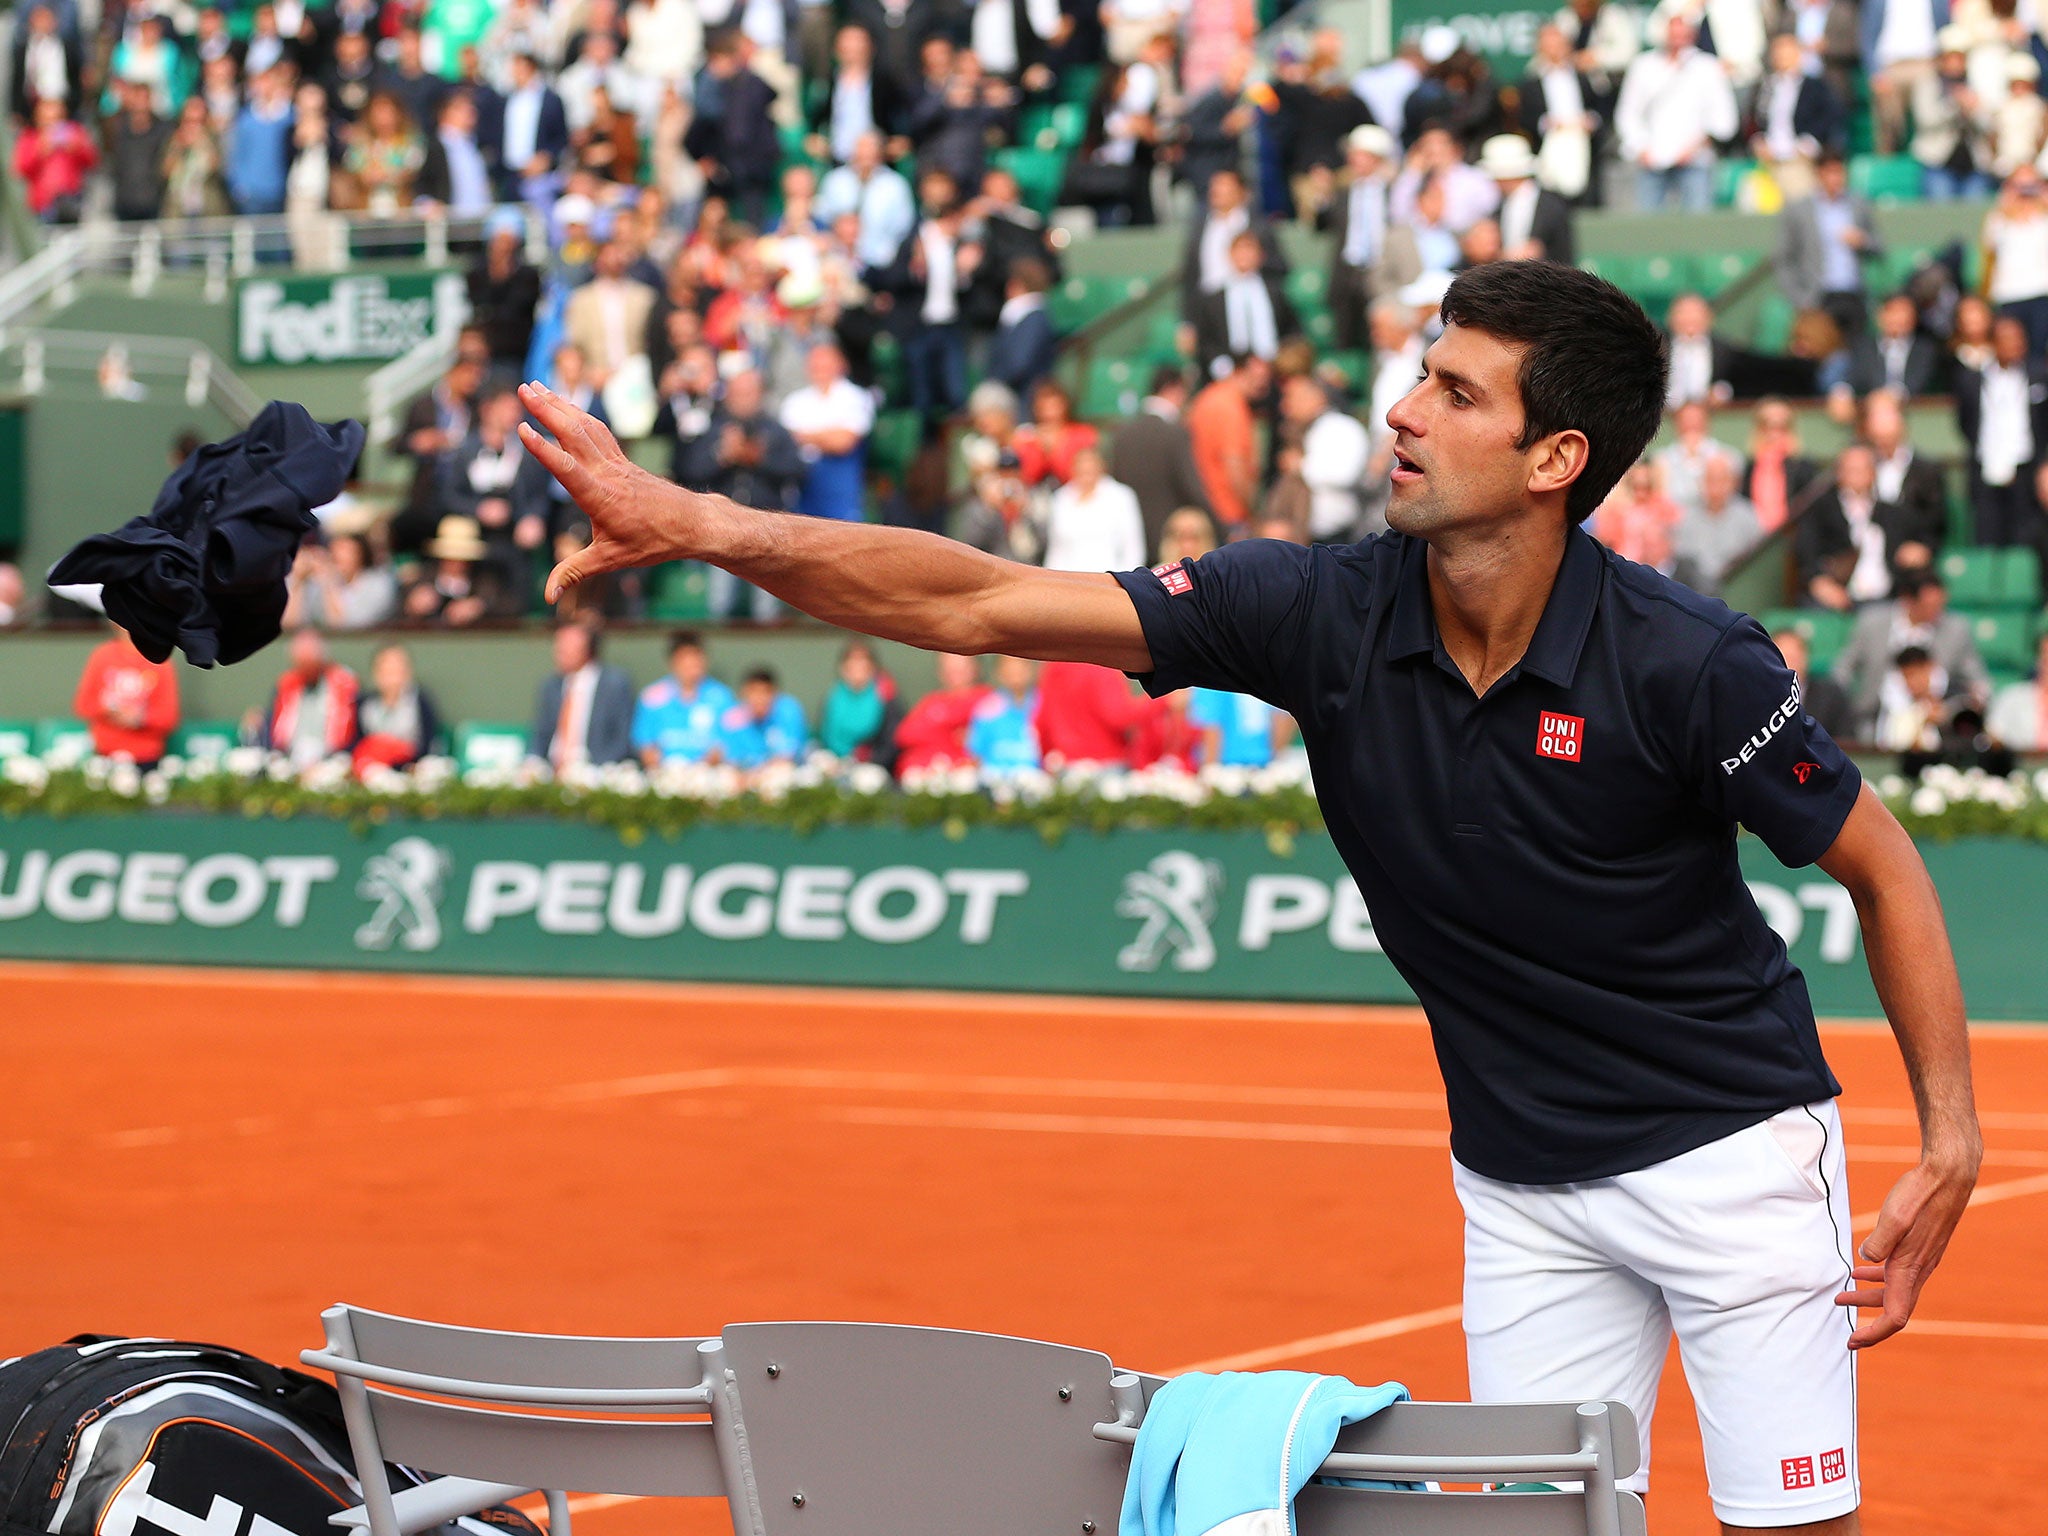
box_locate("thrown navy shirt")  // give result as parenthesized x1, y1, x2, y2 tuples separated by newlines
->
(1115, 528, 1860, 1183)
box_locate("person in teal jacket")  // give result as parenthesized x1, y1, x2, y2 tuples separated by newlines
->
(818, 639, 903, 768)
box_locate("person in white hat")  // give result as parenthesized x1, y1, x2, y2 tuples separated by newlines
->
(1910, 28, 1995, 200)
(1989, 52, 2047, 179)
(1480, 133, 1576, 265)
(1324, 124, 1410, 351)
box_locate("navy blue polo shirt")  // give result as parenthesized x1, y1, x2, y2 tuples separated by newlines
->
(1114, 528, 1860, 1184)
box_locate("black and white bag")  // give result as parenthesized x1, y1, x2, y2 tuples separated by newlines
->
(0, 1337, 541, 1536)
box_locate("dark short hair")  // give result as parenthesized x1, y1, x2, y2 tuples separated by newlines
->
(1894, 645, 1932, 668)
(1149, 363, 1188, 395)
(668, 628, 704, 655)
(1439, 261, 1668, 522)
(561, 619, 602, 657)
(742, 666, 778, 688)
(1896, 568, 1945, 598)
(1009, 257, 1051, 294)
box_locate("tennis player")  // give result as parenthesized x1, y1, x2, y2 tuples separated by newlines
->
(520, 260, 1980, 1535)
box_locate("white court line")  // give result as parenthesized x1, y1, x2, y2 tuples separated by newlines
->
(1844, 1106, 2048, 1132)
(740, 1067, 1445, 1112)
(822, 1105, 1450, 1149)
(1167, 1305, 1470, 1374)
(1851, 1169, 2048, 1233)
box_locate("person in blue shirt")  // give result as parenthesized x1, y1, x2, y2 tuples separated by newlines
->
(633, 629, 735, 767)
(966, 655, 1041, 771)
(716, 666, 809, 768)
(1186, 687, 1287, 767)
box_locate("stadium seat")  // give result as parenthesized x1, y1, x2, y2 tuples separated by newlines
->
(1963, 610, 2039, 671)
(1940, 548, 2002, 606)
(0, 719, 33, 759)
(1758, 608, 1854, 672)
(1849, 154, 1922, 203)
(1050, 275, 1151, 333)
(170, 721, 239, 761)
(1692, 250, 1753, 295)
(304, 1305, 732, 1536)
(1048, 102, 1087, 149)
(1081, 355, 1146, 418)
(1286, 267, 1330, 313)
(868, 410, 923, 481)
(1319, 349, 1370, 391)
(646, 561, 711, 621)
(32, 719, 92, 763)
(1996, 547, 2042, 610)
(991, 146, 1065, 215)
(453, 723, 529, 774)
(1142, 306, 1188, 364)
(1753, 294, 1796, 354)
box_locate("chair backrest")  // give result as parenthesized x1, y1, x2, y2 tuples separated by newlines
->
(307, 1304, 739, 1535)
(718, 1322, 1129, 1536)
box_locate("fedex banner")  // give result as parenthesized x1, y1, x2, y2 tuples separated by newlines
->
(0, 816, 2043, 1017)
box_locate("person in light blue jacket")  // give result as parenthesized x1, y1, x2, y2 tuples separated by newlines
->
(966, 655, 1041, 771)
(717, 666, 809, 768)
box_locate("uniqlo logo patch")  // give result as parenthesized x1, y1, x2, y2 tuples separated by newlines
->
(1535, 711, 1584, 762)
(1820, 1449, 1846, 1484)
(1782, 1457, 1816, 1491)
(1152, 562, 1193, 596)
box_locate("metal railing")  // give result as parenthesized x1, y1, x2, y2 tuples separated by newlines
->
(0, 327, 262, 425)
(364, 329, 459, 454)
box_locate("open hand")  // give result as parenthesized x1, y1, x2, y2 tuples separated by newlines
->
(518, 382, 703, 603)
(1835, 1154, 1978, 1348)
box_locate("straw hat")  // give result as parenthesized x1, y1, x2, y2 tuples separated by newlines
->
(424, 516, 488, 562)
(1479, 134, 1539, 181)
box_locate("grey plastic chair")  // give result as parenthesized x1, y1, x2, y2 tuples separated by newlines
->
(301, 1305, 752, 1536)
(716, 1321, 1646, 1536)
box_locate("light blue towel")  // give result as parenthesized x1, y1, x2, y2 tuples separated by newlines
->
(1119, 1371, 1410, 1536)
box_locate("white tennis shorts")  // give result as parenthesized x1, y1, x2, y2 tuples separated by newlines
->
(1454, 1100, 1859, 1528)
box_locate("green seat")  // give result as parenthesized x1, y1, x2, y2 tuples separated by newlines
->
(1081, 356, 1145, 418)
(1691, 250, 1753, 296)
(868, 410, 923, 480)
(1997, 548, 2042, 610)
(453, 722, 530, 774)
(1144, 307, 1189, 362)
(1849, 153, 1921, 203)
(1753, 293, 1796, 354)
(1938, 547, 2003, 607)
(32, 719, 93, 762)
(1963, 609, 2038, 671)
(0, 719, 34, 759)
(645, 561, 711, 621)
(1712, 158, 1751, 206)
(1018, 104, 1055, 149)
(170, 721, 239, 761)
(1050, 275, 1146, 332)
(1757, 608, 1853, 672)
(1319, 349, 1370, 392)
(1285, 268, 1330, 312)
(1303, 310, 1337, 345)
(1048, 102, 1087, 149)
(991, 145, 1065, 215)
(1058, 65, 1102, 107)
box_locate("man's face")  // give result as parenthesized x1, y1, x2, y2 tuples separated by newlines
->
(1384, 323, 1549, 537)
(851, 132, 882, 175)
(482, 392, 522, 435)
(742, 679, 775, 718)
(596, 242, 627, 280)
(936, 653, 979, 691)
(338, 33, 368, 69)
(1879, 297, 1916, 339)
(672, 644, 706, 688)
(836, 26, 870, 69)
(1281, 376, 1323, 425)
(1675, 400, 1710, 439)
(726, 371, 764, 418)
(1817, 160, 1848, 198)
(1665, 16, 1694, 52)
(1906, 583, 1947, 625)
(1836, 447, 1875, 497)
(995, 655, 1036, 695)
(1900, 658, 1937, 700)
(1701, 456, 1736, 509)
(807, 346, 845, 392)
(445, 93, 477, 135)
(1229, 235, 1262, 275)
(290, 631, 326, 677)
(554, 626, 592, 674)
(1994, 318, 2030, 367)
(1770, 33, 1803, 74)
(372, 647, 410, 695)
(984, 170, 1018, 207)
(1236, 357, 1273, 402)
(1864, 396, 1905, 453)
(1670, 295, 1711, 340)
(1775, 631, 1810, 676)
(1536, 24, 1568, 64)
(1369, 306, 1413, 353)
(1208, 173, 1244, 216)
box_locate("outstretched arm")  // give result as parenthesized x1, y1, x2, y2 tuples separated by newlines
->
(1816, 784, 1981, 1349)
(518, 382, 1152, 671)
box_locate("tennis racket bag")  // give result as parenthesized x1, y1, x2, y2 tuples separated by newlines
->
(0, 1336, 541, 1536)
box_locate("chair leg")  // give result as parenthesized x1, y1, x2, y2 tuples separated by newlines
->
(544, 1491, 571, 1536)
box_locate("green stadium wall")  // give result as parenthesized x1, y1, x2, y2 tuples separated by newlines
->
(0, 817, 2041, 1019)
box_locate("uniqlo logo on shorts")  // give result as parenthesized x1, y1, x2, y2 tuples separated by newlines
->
(1820, 1449, 1846, 1483)
(1535, 711, 1584, 762)
(1781, 1457, 1816, 1491)
(1152, 562, 1194, 596)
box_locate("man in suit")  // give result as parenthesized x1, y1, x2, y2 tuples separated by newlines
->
(1953, 314, 2048, 551)
(809, 25, 903, 166)
(1110, 366, 1214, 559)
(1516, 23, 1600, 203)
(678, 367, 806, 621)
(1796, 443, 1924, 610)
(1747, 31, 1845, 202)
(1193, 231, 1302, 375)
(389, 331, 491, 556)
(1775, 151, 1884, 340)
(496, 50, 569, 203)
(1846, 293, 1945, 399)
(1662, 292, 1810, 406)
(1179, 47, 1257, 199)
(1322, 124, 1399, 352)
(417, 91, 495, 216)
(964, 166, 1063, 329)
(563, 239, 658, 388)
(8, 3, 83, 121)
(1181, 168, 1286, 321)
(686, 31, 780, 227)
(1863, 389, 1950, 557)
(530, 620, 637, 768)
(1830, 569, 1993, 737)
(1479, 133, 1576, 266)
(986, 257, 1057, 398)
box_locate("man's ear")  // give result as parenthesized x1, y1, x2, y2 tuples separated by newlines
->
(1527, 429, 1590, 501)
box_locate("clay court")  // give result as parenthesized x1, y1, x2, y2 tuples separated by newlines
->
(5, 961, 2045, 1535)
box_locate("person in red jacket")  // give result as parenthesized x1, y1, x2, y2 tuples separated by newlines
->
(1034, 660, 1159, 768)
(258, 628, 360, 768)
(74, 626, 180, 765)
(891, 652, 990, 775)
(14, 97, 98, 223)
